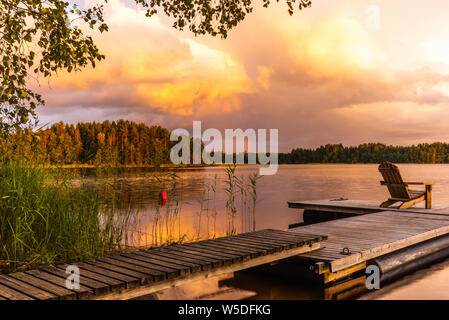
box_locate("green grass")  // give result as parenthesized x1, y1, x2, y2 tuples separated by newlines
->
(0, 162, 132, 273)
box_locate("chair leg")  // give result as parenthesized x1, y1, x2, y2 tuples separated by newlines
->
(380, 200, 396, 208)
(399, 196, 425, 210)
(425, 185, 432, 209)
(399, 200, 414, 210)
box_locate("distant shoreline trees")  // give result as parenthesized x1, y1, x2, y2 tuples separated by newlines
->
(3, 123, 449, 165)
(278, 143, 449, 164)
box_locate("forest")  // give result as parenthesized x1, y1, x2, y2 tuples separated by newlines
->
(278, 143, 449, 164)
(3, 121, 449, 166)
(0, 120, 172, 166)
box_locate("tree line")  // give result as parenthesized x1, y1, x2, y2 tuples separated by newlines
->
(0, 120, 172, 166)
(278, 143, 449, 164)
(3, 124, 449, 166)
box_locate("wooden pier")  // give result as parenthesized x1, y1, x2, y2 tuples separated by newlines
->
(288, 199, 449, 216)
(4, 198, 449, 300)
(291, 210, 449, 272)
(287, 198, 449, 298)
(0, 229, 325, 300)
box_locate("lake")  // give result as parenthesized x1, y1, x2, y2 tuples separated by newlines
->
(89, 164, 449, 299)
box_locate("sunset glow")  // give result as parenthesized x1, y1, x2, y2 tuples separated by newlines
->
(36, 0, 449, 150)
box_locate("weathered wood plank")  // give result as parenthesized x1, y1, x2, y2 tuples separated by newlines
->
(108, 255, 182, 278)
(236, 233, 301, 248)
(198, 239, 268, 256)
(0, 274, 57, 300)
(230, 234, 293, 250)
(25, 269, 93, 299)
(164, 245, 235, 266)
(121, 253, 193, 275)
(132, 251, 204, 272)
(8, 272, 76, 300)
(56, 265, 125, 291)
(180, 243, 248, 262)
(97, 257, 166, 282)
(210, 237, 279, 253)
(0, 283, 34, 300)
(76, 262, 140, 289)
(41, 266, 110, 296)
(85, 260, 150, 285)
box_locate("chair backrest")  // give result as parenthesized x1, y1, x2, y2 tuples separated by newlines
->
(378, 161, 411, 199)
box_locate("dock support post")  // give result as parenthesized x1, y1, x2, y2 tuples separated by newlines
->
(313, 262, 367, 300)
(313, 262, 366, 285)
(426, 184, 432, 209)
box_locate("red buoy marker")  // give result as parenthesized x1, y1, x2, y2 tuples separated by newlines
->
(160, 191, 167, 207)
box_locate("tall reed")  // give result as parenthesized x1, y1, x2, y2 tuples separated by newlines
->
(224, 164, 238, 235)
(0, 162, 131, 273)
(248, 172, 262, 231)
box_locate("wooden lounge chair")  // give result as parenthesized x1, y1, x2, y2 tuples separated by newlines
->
(378, 161, 433, 209)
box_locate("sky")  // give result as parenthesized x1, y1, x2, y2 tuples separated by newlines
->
(34, 0, 449, 151)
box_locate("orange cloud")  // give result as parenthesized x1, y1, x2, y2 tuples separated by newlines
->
(45, 0, 255, 116)
(36, 0, 449, 150)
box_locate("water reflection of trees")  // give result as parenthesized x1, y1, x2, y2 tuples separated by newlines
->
(74, 167, 262, 248)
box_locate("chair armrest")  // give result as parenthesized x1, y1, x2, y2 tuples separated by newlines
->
(380, 181, 434, 186)
(380, 181, 405, 186)
(404, 182, 434, 185)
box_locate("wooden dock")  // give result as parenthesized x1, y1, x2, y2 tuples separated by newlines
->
(0, 229, 325, 300)
(288, 199, 449, 216)
(290, 210, 449, 272)
(285, 198, 449, 299)
(4, 198, 449, 300)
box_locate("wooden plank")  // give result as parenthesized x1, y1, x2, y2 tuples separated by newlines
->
(108, 255, 182, 278)
(133, 251, 204, 272)
(121, 253, 193, 275)
(256, 230, 327, 243)
(0, 283, 34, 300)
(142, 249, 211, 271)
(231, 234, 294, 249)
(97, 257, 166, 282)
(8, 272, 76, 300)
(198, 239, 268, 256)
(25, 269, 93, 299)
(55, 265, 125, 291)
(180, 243, 248, 262)
(41, 266, 111, 296)
(210, 237, 279, 253)
(0, 274, 58, 300)
(76, 262, 140, 289)
(86, 260, 150, 285)
(163, 245, 234, 266)
(237, 233, 303, 247)
(161, 246, 231, 265)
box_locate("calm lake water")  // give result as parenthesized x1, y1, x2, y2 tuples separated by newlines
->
(90, 164, 449, 299)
